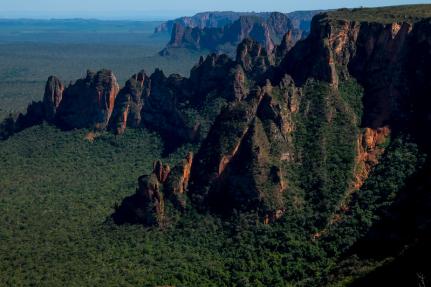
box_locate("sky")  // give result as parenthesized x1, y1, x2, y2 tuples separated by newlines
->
(0, 0, 429, 20)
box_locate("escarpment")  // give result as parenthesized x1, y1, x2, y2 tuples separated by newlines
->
(113, 8, 431, 230)
(281, 12, 431, 135)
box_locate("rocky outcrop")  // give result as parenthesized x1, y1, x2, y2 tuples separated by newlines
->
(110, 47, 269, 147)
(353, 127, 391, 190)
(109, 70, 151, 135)
(112, 153, 193, 226)
(161, 12, 304, 56)
(164, 152, 193, 209)
(56, 69, 120, 130)
(236, 38, 273, 77)
(1, 69, 120, 138)
(43, 76, 64, 121)
(2, 37, 278, 146)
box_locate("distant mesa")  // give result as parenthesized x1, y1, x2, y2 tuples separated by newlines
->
(154, 10, 321, 35)
(157, 10, 322, 56)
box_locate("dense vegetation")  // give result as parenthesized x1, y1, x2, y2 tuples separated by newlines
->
(285, 79, 360, 231)
(0, 124, 327, 286)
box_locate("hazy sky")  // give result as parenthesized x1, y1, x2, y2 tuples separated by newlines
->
(1, 0, 429, 20)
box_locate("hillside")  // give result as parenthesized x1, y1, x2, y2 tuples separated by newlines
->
(1, 4, 431, 286)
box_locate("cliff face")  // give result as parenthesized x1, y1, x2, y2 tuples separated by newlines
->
(281, 13, 429, 133)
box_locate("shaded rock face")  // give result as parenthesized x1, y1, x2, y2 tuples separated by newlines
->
(140, 70, 196, 146)
(188, 54, 237, 102)
(112, 153, 193, 226)
(404, 18, 431, 148)
(162, 12, 304, 56)
(56, 69, 120, 130)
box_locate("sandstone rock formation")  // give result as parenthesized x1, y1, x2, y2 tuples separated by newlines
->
(112, 153, 193, 226)
(56, 69, 120, 130)
(43, 76, 64, 121)
(109, 70, 151, 135)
